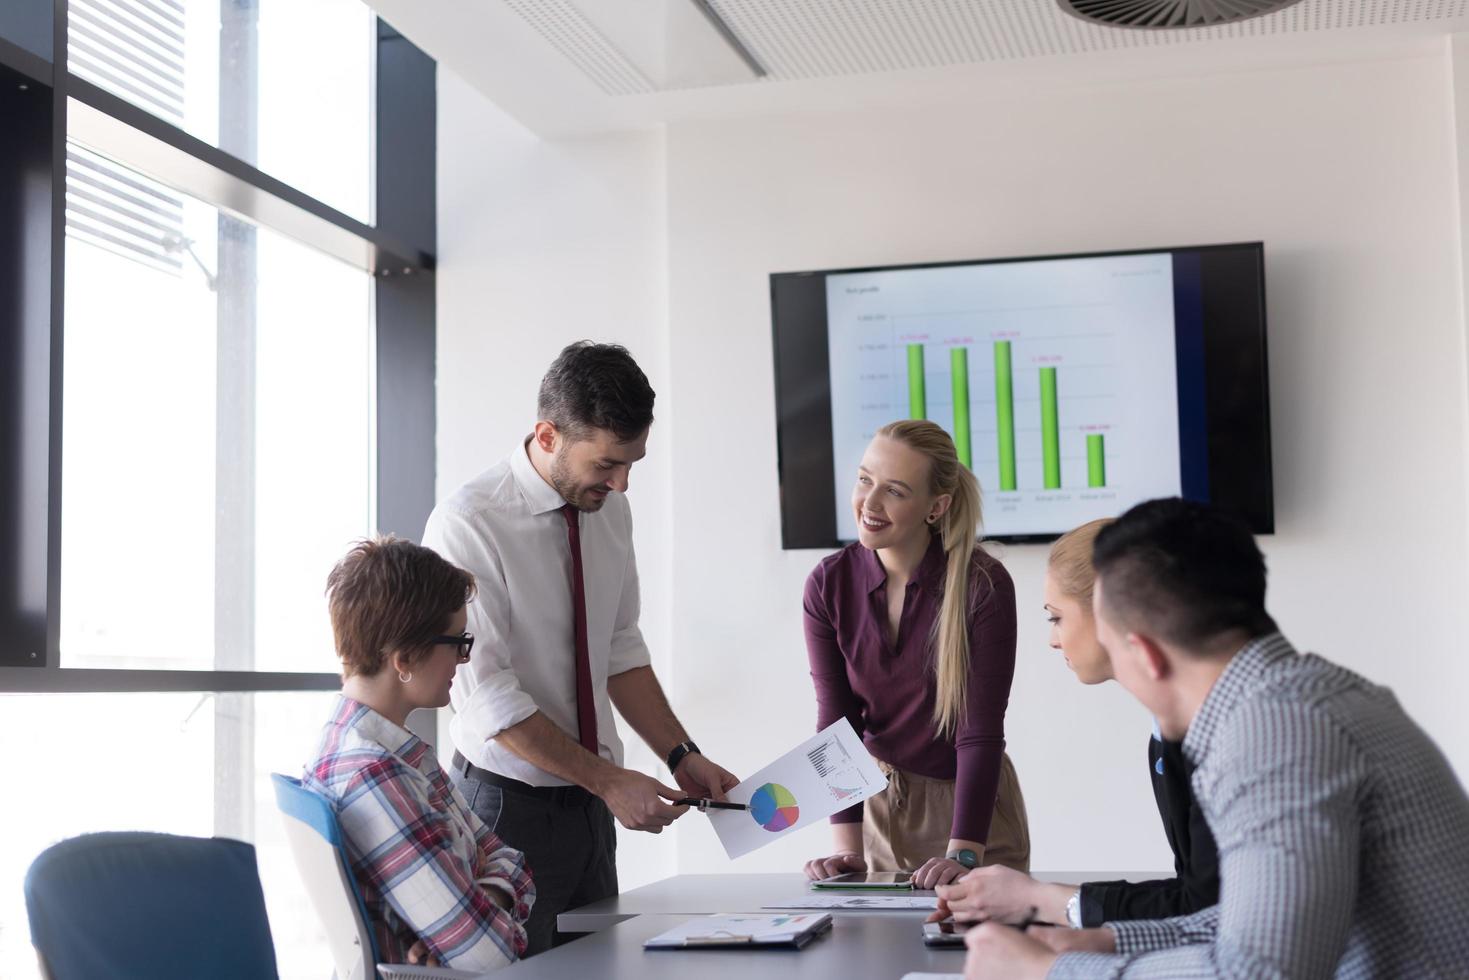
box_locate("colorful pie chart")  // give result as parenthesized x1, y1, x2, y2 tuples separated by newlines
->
(749, 782, 800, 832)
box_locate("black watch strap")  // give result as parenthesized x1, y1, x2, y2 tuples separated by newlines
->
(666, 740, 700, 773)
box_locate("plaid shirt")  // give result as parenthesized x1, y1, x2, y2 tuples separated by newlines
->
(305, 697, 535, 971)
(1050, 633, 1469, 979)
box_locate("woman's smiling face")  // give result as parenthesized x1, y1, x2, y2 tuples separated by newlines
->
(851, 435, 946, 551)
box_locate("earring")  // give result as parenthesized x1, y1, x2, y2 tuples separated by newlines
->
(398, 671, 412, 683)
(926, 515, 937, 525)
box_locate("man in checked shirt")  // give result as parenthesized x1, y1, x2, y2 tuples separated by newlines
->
(962, 498, 1469, 980)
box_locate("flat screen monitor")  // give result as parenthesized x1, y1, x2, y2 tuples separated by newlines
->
(771, 243, 1273, 547)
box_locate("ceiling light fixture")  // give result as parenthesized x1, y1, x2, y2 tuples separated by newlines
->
(1058, 0, 1306, 29)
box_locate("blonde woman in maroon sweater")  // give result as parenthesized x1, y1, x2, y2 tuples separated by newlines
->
(801, 420, 1029, 890)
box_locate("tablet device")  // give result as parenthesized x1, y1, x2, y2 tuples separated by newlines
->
(921, 920, 973, 947)
(644, 913, 835, 950)
(812, 871, 914, 889)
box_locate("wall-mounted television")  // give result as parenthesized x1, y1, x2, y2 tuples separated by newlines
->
(771, 243, 1273, 548)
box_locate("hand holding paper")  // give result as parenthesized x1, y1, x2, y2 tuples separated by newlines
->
(706, 719, 886, 859)
(673, 752, 740, 802)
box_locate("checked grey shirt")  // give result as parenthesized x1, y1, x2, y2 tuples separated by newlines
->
(1050, 633, 1469, 979)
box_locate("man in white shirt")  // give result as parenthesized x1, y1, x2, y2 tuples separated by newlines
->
(423, 341, 738, 954)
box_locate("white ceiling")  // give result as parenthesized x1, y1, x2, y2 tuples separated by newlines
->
(367, 0, 1469, 135)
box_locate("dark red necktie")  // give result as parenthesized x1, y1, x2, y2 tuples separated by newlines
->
(561, 504, 598, 754)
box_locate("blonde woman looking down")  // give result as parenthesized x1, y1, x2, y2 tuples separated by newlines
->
(933, 518, 1220, 929)
(801, 420, 1030, 890)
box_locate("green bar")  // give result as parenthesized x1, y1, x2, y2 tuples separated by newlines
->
(950, 347, 971, 468)
(994, 342, 1016, 491)
(1087, 433, 1106, 488)
(1040, 366, 1060, 489)
(906, 344, 926, 419)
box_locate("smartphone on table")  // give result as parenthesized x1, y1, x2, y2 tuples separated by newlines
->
(921, 919, 973, 947)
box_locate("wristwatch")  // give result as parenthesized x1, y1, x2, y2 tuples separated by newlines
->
(945, 848, 979, 869)
(1065, 889, 1084, 928)
(666, 740, 700, 773)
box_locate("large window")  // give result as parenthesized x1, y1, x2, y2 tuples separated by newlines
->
(60, 145, 374, 674)
(0, 1, 436, 977)
(67, 0, 374, 220)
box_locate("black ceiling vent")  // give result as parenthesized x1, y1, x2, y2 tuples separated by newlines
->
(1058, 0, 1306, 29)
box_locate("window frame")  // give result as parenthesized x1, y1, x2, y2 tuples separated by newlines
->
(0, 0, 437, 694)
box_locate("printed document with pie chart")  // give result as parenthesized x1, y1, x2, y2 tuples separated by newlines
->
(707, 719, 887, 859)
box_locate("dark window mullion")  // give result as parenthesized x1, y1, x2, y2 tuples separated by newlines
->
(0, 61, 54, 669)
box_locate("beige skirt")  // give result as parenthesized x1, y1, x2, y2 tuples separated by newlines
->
(863, 754, 1030, 872)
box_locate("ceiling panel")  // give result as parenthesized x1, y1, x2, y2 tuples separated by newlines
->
(504, 0, 1469, 93)
(367, 0, 1469, 134)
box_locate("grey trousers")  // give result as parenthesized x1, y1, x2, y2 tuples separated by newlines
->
(455, 770, 619, 957)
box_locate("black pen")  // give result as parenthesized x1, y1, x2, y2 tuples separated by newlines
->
(1013, 906, 1041, 931)
(941, 905, 1048, 934)
(674, 798, 750, 812)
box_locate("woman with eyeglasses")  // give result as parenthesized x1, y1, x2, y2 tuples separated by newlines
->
(303, 535, 535, 972)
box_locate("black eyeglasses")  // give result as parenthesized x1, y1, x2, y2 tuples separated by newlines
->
(432, 632, 475, 662)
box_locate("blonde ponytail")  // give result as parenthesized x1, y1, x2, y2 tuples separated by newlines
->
(875, 420, 985, 739)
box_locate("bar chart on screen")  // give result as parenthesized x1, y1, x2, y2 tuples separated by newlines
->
(894, 329, 1116, 492)
(825, 254, 1184, 538)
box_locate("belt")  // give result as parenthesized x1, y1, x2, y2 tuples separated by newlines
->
(451, 751, 598, 808)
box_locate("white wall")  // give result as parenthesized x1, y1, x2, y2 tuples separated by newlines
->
(438, 52, 1469, 884)
(435, 68, 675, 887)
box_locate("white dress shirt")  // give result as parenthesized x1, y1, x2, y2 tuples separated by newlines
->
(423, 439, 652, 786)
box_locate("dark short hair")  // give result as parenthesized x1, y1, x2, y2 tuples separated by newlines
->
(325, 536, 475, 678)
(1092, 498, 1276, 651)
(537, 341, 655, 442)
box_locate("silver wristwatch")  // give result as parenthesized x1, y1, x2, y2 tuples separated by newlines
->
(1065, 888, 1083, 928)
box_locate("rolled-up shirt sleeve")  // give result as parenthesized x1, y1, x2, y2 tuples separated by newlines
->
(340, 759, 528, 970)
(423, 507, 539, 742)
(608, 505, 652, 676)
(1048, 906, 1221, 978)
(468, 802, 535, 926)
(804, 564, 867, 825)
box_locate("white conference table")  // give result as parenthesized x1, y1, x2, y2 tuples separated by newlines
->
(482, 871, 1166, 978)
(555, 870, 1156, 932)
(499, 911, 966, 979)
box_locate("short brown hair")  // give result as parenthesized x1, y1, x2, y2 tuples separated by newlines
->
(537, 341, 655, 442)
(325, 536, 476, 678)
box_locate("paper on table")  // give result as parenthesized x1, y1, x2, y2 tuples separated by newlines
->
(765, 894, 939, 910)
(900, 975, 963, 980)
(707, 718, 886, 858)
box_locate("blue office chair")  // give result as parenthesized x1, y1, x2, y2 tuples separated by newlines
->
(24, 831, 280, 980)
(270, 774, 477, 980)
